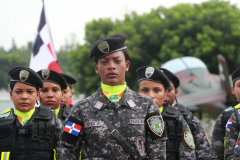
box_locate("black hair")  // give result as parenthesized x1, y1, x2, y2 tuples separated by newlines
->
(10, 81, 39, 91)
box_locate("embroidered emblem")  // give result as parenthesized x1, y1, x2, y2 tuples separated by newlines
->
(235, 141, 239, 152)
(145, 67, 154, 78)
(84, 121, 105, 128)
(94, 101, 103, 110)
(184, 131, 195, 148)
(19, 70, 29, 82)
(130, 119, 144, 124)
(109, 95, 119, 102)
(127, 99, 136, 108)
(42, 69, 50, 80)
(226, 118, 232, 128)
(147, 116, 164, 137)
(225, 107, 233, 111)
(98, 41, 109, 53)
(0, 112, 10, 119)
(63, 121, 82, 136)
(136, 136, 146, 156)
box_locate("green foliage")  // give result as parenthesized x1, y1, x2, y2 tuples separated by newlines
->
(0, 42, 32, 90)
(69, 0, 240, 95)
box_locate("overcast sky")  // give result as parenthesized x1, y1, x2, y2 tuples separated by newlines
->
(0, 0, 239, 51)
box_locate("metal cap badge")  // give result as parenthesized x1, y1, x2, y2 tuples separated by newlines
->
(42, 69, 50, 80)
(98, 41, 109, 53)
(145, 67, 154, 78)
(19, 70, 29, 82)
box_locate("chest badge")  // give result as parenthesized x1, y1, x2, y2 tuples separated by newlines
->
(184, 131, 195, 149)
(147, 116, 164, 137)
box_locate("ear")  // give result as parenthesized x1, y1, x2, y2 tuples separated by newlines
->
(10, 91, 13, 100)
(232, 86, 235, 95)
(125, 60, 130, 72)
(95, 63, 99, 73)
(175, 88, 178, 96)
(36, 91, 40, 99)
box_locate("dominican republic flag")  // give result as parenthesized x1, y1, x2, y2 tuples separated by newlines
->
(226, 118, 232, 128)
(30, 0, 62, 73)
(63, 121, 82, 136)
(235, 141, 239, 152)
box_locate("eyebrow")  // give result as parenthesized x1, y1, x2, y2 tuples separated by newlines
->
(102, 56, 121, 60)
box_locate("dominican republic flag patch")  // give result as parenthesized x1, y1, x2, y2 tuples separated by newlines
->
(235, 141, 239, 152)
(226, 118, 232, 128)
(63, 121, 82, 136)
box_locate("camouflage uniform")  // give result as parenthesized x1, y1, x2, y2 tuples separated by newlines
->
(192, 116, 211, 159)
(59, 87, 167, 160)
(225, 112, 238, 160)
(178, 119, 196, 160)
(233, 125, 240, 159)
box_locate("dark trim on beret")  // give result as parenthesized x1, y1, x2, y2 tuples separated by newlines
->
(98, 46, 127, 59)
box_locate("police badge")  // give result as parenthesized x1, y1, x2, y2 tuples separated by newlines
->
(98, 41, 109, 53)
(42, 69, 50, 80)
(145, 67, 154, 78)
(19, 70, 29, 82)
(184, 131, 195, 148)
(147, 116, 164, 137)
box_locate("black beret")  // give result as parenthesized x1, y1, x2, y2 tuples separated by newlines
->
(89, 34, 127, 59)
(37, 69, 67, 90)
(60, 73, 77, 86)
(8, 66, 43, 88)
(136, 66, 170, 89)
(232, 68, 240, 84)
(159, 68, 180, 89)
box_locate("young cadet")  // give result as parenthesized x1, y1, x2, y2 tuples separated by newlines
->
(160, 68, 211, 160)
(211, 68, 240, 160)
(37, 69, 67, 120)
(59, 34, 167, 160)
(223, 68, 240, 159)
(58, 73, 77, 122)
(137, 66, 196, 160)
(0, 66, 62, 160)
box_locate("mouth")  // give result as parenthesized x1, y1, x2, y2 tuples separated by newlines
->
(61, 101, 65, 104)
(19, 103, 29, 106)
(107, 72, 117, 78)
(46, 100, 55, 105)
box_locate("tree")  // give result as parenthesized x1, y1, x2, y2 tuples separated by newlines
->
(68, 0, 240, 95)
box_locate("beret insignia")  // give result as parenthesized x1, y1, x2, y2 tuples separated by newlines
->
(145, 67, 154, 78)
(98, 41, 109, 53)
(19, 70, 29, 82)
(42, 69, 50, 80)
(147, 116, 164, 137)
(184, 131, 195, 148)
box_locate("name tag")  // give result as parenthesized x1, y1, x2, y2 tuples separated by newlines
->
(84, 121, 105, 128)
(130, 119, 144, 124)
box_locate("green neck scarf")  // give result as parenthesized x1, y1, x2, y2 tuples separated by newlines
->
(101, 82, 127, 102)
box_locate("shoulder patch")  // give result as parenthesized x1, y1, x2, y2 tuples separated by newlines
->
(147, 116, 164, 137)
(0, 112, 10, 119)
(225, 107, 233, 111)
(184, 131, 195, 149)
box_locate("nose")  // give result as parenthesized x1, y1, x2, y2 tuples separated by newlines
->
(21, 92, 28, 100)
(108, 60, 116, 70)
(149, 90, 155, 100)
(47, 90, 54, 98)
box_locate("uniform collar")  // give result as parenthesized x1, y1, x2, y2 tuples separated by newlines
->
(91, 86, 137, 112)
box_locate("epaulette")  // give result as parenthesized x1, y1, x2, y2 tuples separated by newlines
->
(0, 108, 11, 119)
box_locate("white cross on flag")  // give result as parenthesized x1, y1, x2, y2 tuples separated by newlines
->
(30, 1, 62, 73)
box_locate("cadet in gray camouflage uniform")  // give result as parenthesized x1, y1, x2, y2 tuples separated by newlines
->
(159, 68, 211, 160)
(137, 66, 196, 160)
(59, 34, 167, 160)
(224, 68, 240, 159)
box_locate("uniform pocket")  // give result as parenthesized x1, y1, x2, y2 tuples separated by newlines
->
(0, 119, 15, 149)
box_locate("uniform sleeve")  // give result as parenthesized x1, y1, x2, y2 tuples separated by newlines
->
(211, 114, 224, 160)
(58, 104, 84, 160)
(54, 118, 63, 160)
(179, 119, 196, 160)
(225, 113, 238, 160)
(192, 117, 211, 160)
(145, 102, 167, 160)
(234, 132, 240, 160)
